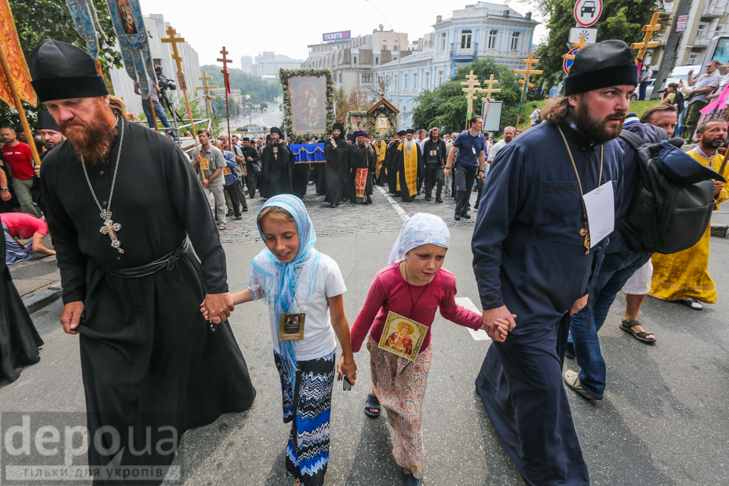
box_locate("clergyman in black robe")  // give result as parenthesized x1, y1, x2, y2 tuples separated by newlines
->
(0, 222, 43, 385)
(323, 124, 349, 208)
(30, 40, 255, 485)
(387, 131, 406, 195)
(349, 131, 376, 204)
(261, 128, 293, 197)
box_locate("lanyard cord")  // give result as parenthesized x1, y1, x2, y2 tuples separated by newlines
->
(402, 261, 433, 318)
(557, 126, 603, 254)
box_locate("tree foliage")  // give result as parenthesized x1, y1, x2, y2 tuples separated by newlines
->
(531, 0, 665, 92)
(199, 65, 281, 104)
(1, 0, 122, 129)
(411, 58, 523, 135)
(333, 86, 375, 124)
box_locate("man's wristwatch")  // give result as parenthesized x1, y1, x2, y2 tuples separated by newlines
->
(1, 187, 8, 192)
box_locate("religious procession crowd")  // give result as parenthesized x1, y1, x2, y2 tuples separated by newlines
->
(0, 37, 727, 486)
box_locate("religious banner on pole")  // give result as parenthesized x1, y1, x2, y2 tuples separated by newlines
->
(104, 0, 156, 97)
(0, 0, 41, 168)
(0, 0, 37, 108)
(65, 0, 107, 61)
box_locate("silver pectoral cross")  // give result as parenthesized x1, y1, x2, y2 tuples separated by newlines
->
(100, 218, 124, 254)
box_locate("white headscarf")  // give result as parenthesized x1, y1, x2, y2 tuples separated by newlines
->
(387, 213, 450, 265)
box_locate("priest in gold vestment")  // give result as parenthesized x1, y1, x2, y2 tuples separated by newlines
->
(650, 119, 729, 309)
(394, 129, 422, 202)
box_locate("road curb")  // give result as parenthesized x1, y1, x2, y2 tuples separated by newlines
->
(23, 286, 62, 314)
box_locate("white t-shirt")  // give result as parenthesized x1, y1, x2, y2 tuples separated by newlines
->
(260, 254, 347, 361)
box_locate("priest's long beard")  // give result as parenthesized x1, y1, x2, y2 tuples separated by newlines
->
(572, 100, 625, 146)
(403, 139, 416, 151)
(60, 99, 118, 165)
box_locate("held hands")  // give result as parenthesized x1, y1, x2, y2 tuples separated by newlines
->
(337, 355, 357, 385)
(60, 301, 84, 335)
(570, 294, 589, 315)
(200, 292, 235, 324)
(481, 305, 516, 342)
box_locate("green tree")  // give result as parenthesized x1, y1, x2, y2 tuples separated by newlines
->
(1, 0, 122, 128)
(411, 58, 522, 134)
(199, 65, 281, 103)
(530, 0, 665, 92)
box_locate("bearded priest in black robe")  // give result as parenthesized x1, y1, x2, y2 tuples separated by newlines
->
(30, 40, 256, 485)
(323, 123, 349, 208)
(261, 127, 293, 197)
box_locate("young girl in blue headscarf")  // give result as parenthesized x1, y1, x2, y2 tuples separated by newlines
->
(204, 195, 356, 486)
(348, 213, 508, 486)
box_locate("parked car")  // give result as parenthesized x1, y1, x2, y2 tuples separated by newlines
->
(631, 79, 655, 100)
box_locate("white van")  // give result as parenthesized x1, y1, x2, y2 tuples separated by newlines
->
(665, 64, 703, 88)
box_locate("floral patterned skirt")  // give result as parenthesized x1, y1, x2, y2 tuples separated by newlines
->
(367, 335, 433, 479)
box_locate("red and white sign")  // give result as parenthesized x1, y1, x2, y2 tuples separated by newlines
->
(574, 0, 602, 28)
(563, 48, 580, 74)
(676, 15, 689, 32)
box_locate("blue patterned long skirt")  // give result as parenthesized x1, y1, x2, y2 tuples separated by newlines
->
(274, 350, 335, 486)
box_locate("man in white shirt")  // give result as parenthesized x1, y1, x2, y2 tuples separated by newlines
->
(487, 126, 515, 167)
(639, 64, 652, 100)
(530, 105, 542, 126)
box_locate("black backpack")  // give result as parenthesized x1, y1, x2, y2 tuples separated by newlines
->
(617, 130, 725, 254)
(674, 91, 685, 115)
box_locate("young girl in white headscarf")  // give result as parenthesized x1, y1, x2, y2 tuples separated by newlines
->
(347, 213, 508, 486)
(204, 195, 356, 486)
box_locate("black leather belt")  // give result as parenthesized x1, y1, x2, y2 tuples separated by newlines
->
(100, 240, 190, 278)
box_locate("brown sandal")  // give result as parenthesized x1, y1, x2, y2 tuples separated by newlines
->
(620, 319, 656, 344)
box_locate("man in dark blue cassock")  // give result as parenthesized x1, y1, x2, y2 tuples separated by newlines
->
(472, 40, 638, 486)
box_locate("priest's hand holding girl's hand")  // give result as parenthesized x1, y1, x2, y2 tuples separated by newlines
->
(60, 301, 84, 335)
(481, 305, 516, 342)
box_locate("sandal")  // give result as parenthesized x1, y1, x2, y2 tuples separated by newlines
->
(619, 319, 656, 344)
(218, 224, 227, 230)
(681, 299, 703, 311)
(364, 393, 381, 418)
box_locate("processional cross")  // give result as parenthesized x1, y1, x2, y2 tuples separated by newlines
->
(461, 70, 481, 116)
(514, 52, 543, 128)
(562, 34, 589, 63)
(631, 12, 661, 64)
(197, 70, 219, 117)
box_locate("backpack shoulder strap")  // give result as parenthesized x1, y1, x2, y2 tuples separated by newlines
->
(619, 130, 647, 150)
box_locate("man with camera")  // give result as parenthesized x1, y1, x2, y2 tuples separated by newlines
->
(134, 74, 176, 139)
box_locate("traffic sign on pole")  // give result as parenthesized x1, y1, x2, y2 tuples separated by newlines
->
(563, 48, 580, 74)
(574, 0, 603, 28)
(569, 28, 598, 44)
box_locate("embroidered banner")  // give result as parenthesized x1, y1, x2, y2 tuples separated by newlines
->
(0, 0, 37, 107)
(288, 143, 325, 163)
(104, 0, 156, 97)
(65, 0, 106, 60)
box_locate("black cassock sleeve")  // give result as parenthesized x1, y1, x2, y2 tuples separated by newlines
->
(165, 144, 229, 294)
(471, 143, 525, 310)
(41, 164, 88, 304)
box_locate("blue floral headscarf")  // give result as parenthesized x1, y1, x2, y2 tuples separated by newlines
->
(250, 195, 321, 390)
(387, 213, 450, 265)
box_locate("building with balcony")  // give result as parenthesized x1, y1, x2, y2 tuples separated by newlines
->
(302, 27, 411, 93)
(650, 0, 729, 74)
(374, 2, 538, 127)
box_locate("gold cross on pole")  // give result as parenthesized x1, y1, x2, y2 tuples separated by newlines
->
(514, 52, 542, 128)
(461, 70, 481, 113)
(631, 12, 661, 64)
(161, 26, 203, 167)
(197, 70, 219, 117)
(563, 34, 589, 61)
(476, 74, 501, 101)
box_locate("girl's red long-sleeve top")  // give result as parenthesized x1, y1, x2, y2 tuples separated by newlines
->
(350, 263, 482, 353)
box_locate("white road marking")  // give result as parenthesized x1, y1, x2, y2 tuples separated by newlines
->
(377, 185, 409, 221)
(456, 297, 492, 341)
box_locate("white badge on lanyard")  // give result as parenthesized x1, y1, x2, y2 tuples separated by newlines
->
(472, 146, 476, 155)
(582, 181, 614, 247)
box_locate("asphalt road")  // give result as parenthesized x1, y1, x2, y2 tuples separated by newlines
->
(1, 187, 728, 486)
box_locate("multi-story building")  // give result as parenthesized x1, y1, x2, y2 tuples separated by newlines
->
(250, 52, 304, 78)
(303, 28, 411, 93)
(240, 56, 253, 73)
(650, 0, 729, 72)
(109, 13, 202, 117)
(375, 2, 538, 127)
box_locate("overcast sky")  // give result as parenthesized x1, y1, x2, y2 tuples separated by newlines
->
(140, 0, 548, 67)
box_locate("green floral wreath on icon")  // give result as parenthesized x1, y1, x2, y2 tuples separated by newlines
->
(279, 68, 334, 144)
(368, 105, 397, 141)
